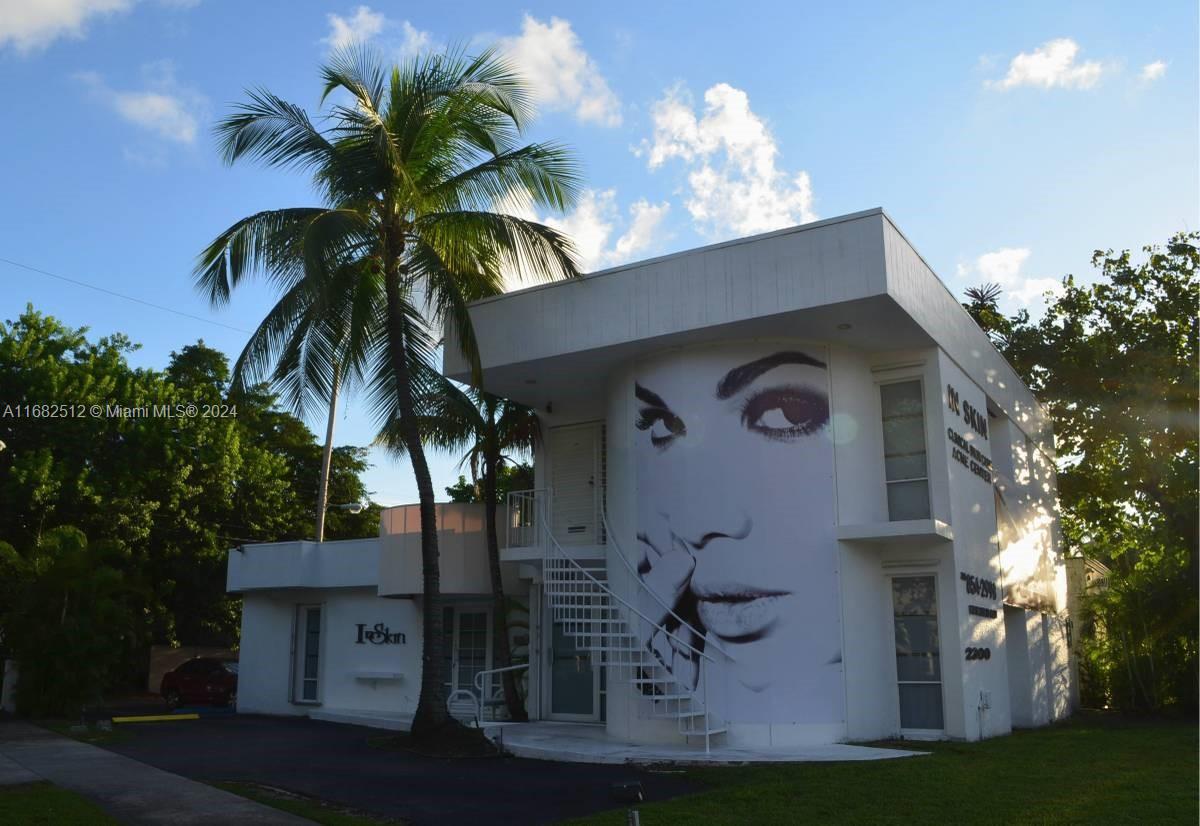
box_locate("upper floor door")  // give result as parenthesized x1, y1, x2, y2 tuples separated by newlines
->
(548, 422, 602, 546)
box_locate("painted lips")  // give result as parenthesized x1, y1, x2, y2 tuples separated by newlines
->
(693, 587, 792, 643)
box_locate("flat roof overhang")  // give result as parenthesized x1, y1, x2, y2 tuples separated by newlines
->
(449, 293, 933, 409)
(443, 208, 1053, 447)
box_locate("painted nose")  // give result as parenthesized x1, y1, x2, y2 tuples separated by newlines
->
(675, 516, 752, 552)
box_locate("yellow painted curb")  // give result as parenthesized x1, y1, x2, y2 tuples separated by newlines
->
(111, 713, 200, 723)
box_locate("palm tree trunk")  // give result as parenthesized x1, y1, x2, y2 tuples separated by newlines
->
(314, 364, 340, 542)
(384, 267, 450, 737)
(483, 453, 526, 721)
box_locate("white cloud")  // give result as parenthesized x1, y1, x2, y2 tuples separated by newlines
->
(322, 6, 432, 59)
(639, 82, 816, 240)
(0, 0, 133, 52)
(76, 61, 205, 145)
(500, 189, 669, 276)
(1140, 60, 1167, 82)
(540, 190, 670, 272)
(987, 38, 1104, 91)
(324, 5, 384, 50)
(612, 199, 670, 263)
(959, 247, 1061, 308)
(397, 20, 431, 58)
(500, 15, 622, 126)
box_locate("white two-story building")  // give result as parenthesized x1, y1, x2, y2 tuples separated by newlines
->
(230, 208, 1073, 757)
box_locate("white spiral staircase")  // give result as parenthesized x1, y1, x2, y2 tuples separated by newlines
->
(529, 496, 728, 753)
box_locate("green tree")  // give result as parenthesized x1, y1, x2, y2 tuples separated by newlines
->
(967, 232, 1198, 710)
(0, 309, 381, 690)
(195, 48, 581, 735)
(444, 462, 534, 504)
(386, 381, 538, 720)
(0, 527, 139, 717)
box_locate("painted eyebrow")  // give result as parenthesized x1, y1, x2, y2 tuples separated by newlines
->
(635, 382, 671, 408)
(715, 351, 828, 399)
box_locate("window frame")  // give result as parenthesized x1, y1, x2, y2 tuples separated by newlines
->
(888, 572, 947, 737)
(878, 377, 932, 521)
(291, 603, 324, 706)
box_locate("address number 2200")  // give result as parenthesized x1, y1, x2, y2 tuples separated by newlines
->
(964, 647, 991, 661)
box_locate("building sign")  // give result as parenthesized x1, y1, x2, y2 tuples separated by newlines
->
(947, 428, 993, 484)
(946, 384, 988, 440)
(960, 571, 997, 600)
(962, 572, 999, 618)
(355, 623, 406, 645)
(947, 384, 993, 484)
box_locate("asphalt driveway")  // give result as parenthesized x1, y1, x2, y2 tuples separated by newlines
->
(104, 714, 699, 825)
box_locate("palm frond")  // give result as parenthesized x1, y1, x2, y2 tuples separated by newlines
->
(194, 207, 326, 306)
(414, 210, 581, 286)
(215, 90, 334, 171)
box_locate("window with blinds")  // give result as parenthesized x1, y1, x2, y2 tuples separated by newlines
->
(880, 380, 931, 521)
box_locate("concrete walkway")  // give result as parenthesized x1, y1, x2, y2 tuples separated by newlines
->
(0, 720, 310, 824)
(483, 720, 928, 764)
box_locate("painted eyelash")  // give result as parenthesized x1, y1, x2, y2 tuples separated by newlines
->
(636, 407, 686, 447)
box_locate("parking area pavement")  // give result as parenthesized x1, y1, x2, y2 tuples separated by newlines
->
(0, 720, 309, 824)
(104, 714, 700, 825)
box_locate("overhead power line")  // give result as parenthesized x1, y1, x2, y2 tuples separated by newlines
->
(0, 256, 251, 334)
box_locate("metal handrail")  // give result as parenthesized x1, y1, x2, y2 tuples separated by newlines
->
(473, 663, 530, 723)
(599, 510, 734, 662)
(541, 507, 717, 666)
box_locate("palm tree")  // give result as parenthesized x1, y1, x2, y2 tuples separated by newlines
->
(962, 282, 1015, 350)
(382, 378, 538, 721)
(194, 47, 581, 735)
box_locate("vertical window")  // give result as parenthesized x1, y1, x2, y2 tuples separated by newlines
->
(892, 576, 944, 730)
(456, 610, 489, 694)
(442, 606, 456, 694)
(881, 380, 931, 520)
(295, 605, 321, 702)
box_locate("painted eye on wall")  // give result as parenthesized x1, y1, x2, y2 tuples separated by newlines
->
(741, 386, 829, 441)
(636, 408, 686, 448)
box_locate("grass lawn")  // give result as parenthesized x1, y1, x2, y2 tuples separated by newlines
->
(0, 782, 119, 825)
(214, 781, 402, 825)
(569, 713, 1198, 825)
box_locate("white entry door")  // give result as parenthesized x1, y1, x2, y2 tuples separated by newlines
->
(548, 423, 601, 546)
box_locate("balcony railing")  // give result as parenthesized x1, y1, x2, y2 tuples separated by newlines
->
(507, 488, 547, 549)
(506, 487, 609, 549)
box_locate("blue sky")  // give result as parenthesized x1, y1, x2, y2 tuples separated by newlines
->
(1, 0, 1196, 505)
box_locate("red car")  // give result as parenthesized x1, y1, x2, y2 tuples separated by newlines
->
(160, 657, 238, 708)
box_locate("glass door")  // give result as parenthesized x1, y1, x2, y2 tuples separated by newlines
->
(454, 610, 490, 696)
(443, 606, 493, 700)
(546, 605, 601, 721)
(891, 575, 944, 732)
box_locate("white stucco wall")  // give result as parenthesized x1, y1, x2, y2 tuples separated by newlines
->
(237, 589, 423, 717)
(378, 504, 494, 596)
(237, 593, 303, 716)
(837, 346, 959, 742)
(939, 353, 1013, 740)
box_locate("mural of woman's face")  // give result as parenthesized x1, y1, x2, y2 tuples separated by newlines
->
(634, 343, 842, 721)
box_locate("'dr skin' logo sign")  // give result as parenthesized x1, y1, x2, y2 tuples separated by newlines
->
(947, 383, 988, 441)
(355, 623, 406, 645)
